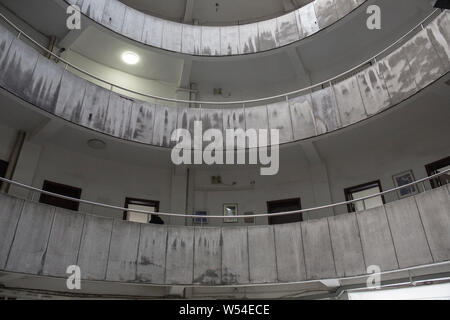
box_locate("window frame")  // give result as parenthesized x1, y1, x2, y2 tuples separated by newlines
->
(267, 197, 302, 225)
(39, 180, 82, 211)
(425, 156, 450, 189)
(123, 197, 160, 222)
(344, 180, 385, 213)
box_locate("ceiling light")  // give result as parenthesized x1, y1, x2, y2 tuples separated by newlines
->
(121, 51, 140, 65)
(87, 139, 106, 150)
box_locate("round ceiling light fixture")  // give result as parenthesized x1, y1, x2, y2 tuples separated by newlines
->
(121, 51, 140, 65)
(87, 139, 106, 150)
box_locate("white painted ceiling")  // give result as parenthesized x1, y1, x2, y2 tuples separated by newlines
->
(70, 27, 185, 83)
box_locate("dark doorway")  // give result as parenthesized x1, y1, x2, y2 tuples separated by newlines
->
(0, 160, 8, 189)
(39, 180, 82, 211)
(425, 156, 450, 189)
(124, 197, 161, 224)
(267, 198, 302, 225)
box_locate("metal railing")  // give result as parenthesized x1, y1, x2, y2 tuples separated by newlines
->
(0, 9, 442, 106)
(0, 169, 448, 221)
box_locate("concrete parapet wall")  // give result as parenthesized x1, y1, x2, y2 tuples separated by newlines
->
(0, 186, 448, 285)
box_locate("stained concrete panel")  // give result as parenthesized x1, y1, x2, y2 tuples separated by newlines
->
(222, 107, 246, 149)
(297, 3, 319, 37)
(356, 65, 390, 116)
(165, 226, 194, 284)
(142, 15, 164, 47)
(152, 105, 178, 147)
(80, 0, 106, 23)
(77, 214, 113, 280)
(79, 83, 110, 131)
(181, 25, 201, 55)
(301, 219, 336, 279)
(335, 0, 364, 19)
(385, 197, 433, 268)
(314, 0, 338, 29)
(0, 25, 15, 75)
(201, 26, 221, 56)
(239, 24, 259, 54)
(136, 224, 167, 284)
(141, 15, 164, 48)
(122, 7, 145, 41)
(101, 0, 126, 33)
(267, 101, 293, 144)
(289, 94, 316, 140)
(177, 107, 201, 149)
(0, 38, 39, 101)
(201, 108, 223, 133)
(311, 87, 340, 134)
(258, 19, 278, 51)
(0, 193, 23, 269)
(426, 12, 450, 69)
(201, 108, 223, 149)
(106, 220, 140, 282)
(42, 209, 84, 277)
(402, 29, 447, 89)
(244, 106, 269, 147)
(415, 187, 450, 262)
(128, 101, 155, 144)
(356, 206, 398, 271)
(54, 70, 87, 122)
(378, 49, 418, 105)
(193, 227, 222, 285)
(221, 227, 249, 284)
(248, 226, 277, 283)
(162, 21, 182, 52)
(276, 11, 300, 46)
(26, 55, 64, 113)
(220, 26, 239, 56)
(5, 202, 54, 275)
(104, 93, 133, 138)
(328, 213, 366, 277)
(273, 223, 306, 282)
(334, 76, 366, 127)
(222, 107, 245, 131)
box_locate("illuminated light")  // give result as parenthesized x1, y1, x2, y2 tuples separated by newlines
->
(121, 51, 140, 65)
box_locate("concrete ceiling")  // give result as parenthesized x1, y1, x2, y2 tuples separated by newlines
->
(70, 27, 185, 83)
(0, 0, 68, 39)
(120, 0, 313, 25)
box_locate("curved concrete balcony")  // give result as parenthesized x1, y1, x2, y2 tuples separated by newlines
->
(0, 184, 448, 285)
(0, 11, 449, 149)
(65, 0, 365, 56)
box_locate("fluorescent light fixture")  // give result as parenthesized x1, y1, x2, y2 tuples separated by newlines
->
(121, 51, 140, 65)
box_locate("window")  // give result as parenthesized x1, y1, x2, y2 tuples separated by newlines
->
(39, 180, 82, 211)
(267, 198, 302, 225)
(0, 159, 8, 189)
(425, 156, 450, 189)
(344, 180, 385, 213)
(124, 198, 161, 224)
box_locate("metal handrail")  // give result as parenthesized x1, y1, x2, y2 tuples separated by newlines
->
(0, 169, 448, 220)
(0, 9, 441, 106)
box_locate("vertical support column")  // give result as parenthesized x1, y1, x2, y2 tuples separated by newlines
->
(169, 165, 189, 225)
(301, 141, 334, 219)
(1, 131, 26, 194)
(8, 138, 42, 200)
